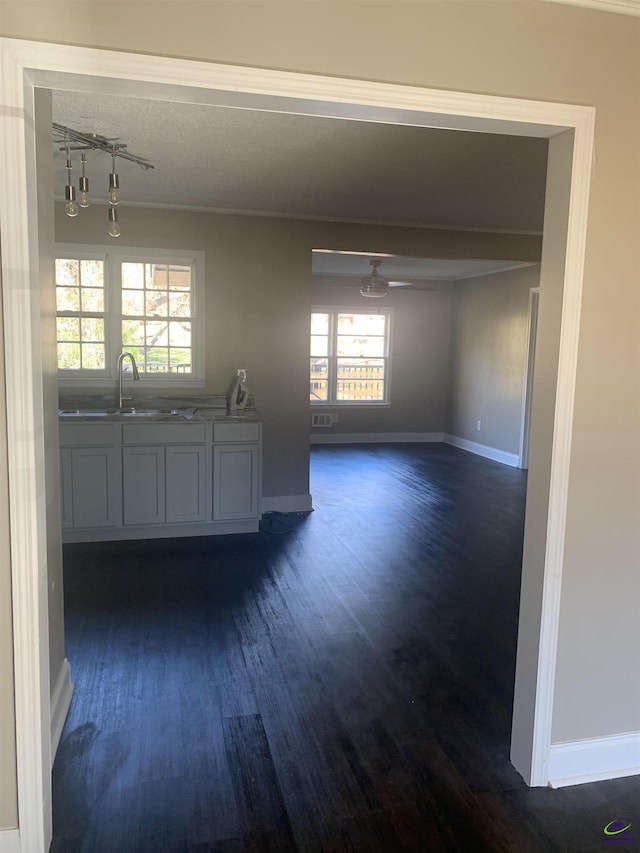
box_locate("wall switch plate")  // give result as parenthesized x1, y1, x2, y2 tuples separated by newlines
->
(476, 420, 482, 431)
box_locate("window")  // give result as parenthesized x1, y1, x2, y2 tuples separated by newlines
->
(310, 308, 391, 404)
(55, 246, 204, 384)
(56, 257, 106, 370)
(120, 261, 193, 374)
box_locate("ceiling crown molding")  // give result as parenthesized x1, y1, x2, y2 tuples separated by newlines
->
(539, 0, 640, 16)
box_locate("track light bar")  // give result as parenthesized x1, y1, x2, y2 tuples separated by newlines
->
(52, 123, 155, 171)
(53, 122, 154, 237)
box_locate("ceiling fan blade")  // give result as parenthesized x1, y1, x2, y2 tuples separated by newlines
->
(387, 281, 414, 288)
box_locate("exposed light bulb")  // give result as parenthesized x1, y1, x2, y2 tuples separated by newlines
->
(64, 184, 78, 217)
(64, 138, 79, 216)
(108, 205, 121, 238)
(109, 152, 119, 205)
(78, 154, 90, 207)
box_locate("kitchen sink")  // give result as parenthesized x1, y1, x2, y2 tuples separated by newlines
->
(59, 408, 177, 417)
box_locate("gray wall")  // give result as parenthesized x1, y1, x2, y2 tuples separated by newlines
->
(310, 278, 453, 436)
(447, 265, 540, 454)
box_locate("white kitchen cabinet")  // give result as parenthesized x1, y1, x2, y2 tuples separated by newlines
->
(212, 421, 261, 522)
(59, 415, 261, 541)
(122, 424, 207, 526)
(59, 424, 121, 529)
(60, 449, 73, 530)
(122, 445, 166, 525)
(70, 446, 121, 528)
(213, 443, 260, 521)
(166, 445, 206, 523)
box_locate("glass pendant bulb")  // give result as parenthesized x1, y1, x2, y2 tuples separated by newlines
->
(108, 151, 119, 205)
(78, 153, 90, 207)
(108, 205, 121, 238)
(64, 185, 78, 217)
(64, 137, 79, 216)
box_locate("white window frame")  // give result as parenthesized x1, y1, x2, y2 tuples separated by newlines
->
(56, 243, 205, 388)
(311, 305, 393, 406)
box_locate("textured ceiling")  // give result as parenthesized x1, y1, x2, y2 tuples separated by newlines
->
(52, 90, 549, 233)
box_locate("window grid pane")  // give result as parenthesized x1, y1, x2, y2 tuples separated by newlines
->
(56, 258, 106, 371)
(121, 261, 194, 375)
(311, 310, 389, 404)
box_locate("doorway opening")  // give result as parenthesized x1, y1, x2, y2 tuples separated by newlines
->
(0, 37, 595, 847)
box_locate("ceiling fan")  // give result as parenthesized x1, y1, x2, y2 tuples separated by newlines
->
(360, 258, 438, 297)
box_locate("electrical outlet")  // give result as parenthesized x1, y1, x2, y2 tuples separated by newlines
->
(476, 419, 482, 431)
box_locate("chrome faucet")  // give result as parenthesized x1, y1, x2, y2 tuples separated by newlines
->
(116, 352, 140, 409)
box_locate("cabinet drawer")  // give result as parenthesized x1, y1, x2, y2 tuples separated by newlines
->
(214, 422, 260, 443)
(123, 423, 206, 445)
(59, 423, 120, 447)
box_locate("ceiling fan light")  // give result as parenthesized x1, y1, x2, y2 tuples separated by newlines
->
(360, 279, 388, 297)
(360, 258, 388, 297)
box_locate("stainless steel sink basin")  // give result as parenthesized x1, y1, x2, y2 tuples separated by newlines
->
(59, 409, 176, 417)
(59, 411, 109, 416)
(116, 409, 167, 416)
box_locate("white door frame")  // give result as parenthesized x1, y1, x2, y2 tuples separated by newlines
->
(519, 286, 541, 469)
(0, 37, 595, 852)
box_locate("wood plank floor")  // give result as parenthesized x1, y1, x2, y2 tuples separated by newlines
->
(52, 444, 639, 852)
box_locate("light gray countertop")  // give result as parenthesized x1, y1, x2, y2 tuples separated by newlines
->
(57, 395, 260, 423)
(58, 409, 260, 423)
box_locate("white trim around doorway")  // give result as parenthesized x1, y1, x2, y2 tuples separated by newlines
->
(0, 36, 595, 851)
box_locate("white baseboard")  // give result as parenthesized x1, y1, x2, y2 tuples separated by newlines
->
(310, 432, 444, 445)
(443, 434, 520, 467)
(0, 829, 20, 853)
(548, 731, 640, 788)
(50, 658, 74, 765)
(261, 494, 313, 514)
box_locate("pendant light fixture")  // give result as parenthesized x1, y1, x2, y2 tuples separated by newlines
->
(63, 135, 79, 218)
(53, 122, 154, 238)
(360, 258, 388, 298)
(78, 152, 90, 208)
(108, 149, 119, 205)
(107, 206, 121, 238)
(107, 147, 120, 237)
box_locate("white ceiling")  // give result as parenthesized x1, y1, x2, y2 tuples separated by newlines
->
(52, 90, 548, 234)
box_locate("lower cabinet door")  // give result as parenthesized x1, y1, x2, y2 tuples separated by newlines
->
(123, 445, 166, 525)
(69, 446, 120, 528)
(60, 449, 73, 529)
(213, 443, 259, 521)
(166, 445, 206, 523)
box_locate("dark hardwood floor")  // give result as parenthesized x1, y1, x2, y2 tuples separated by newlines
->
(51, 444, 639, 852)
